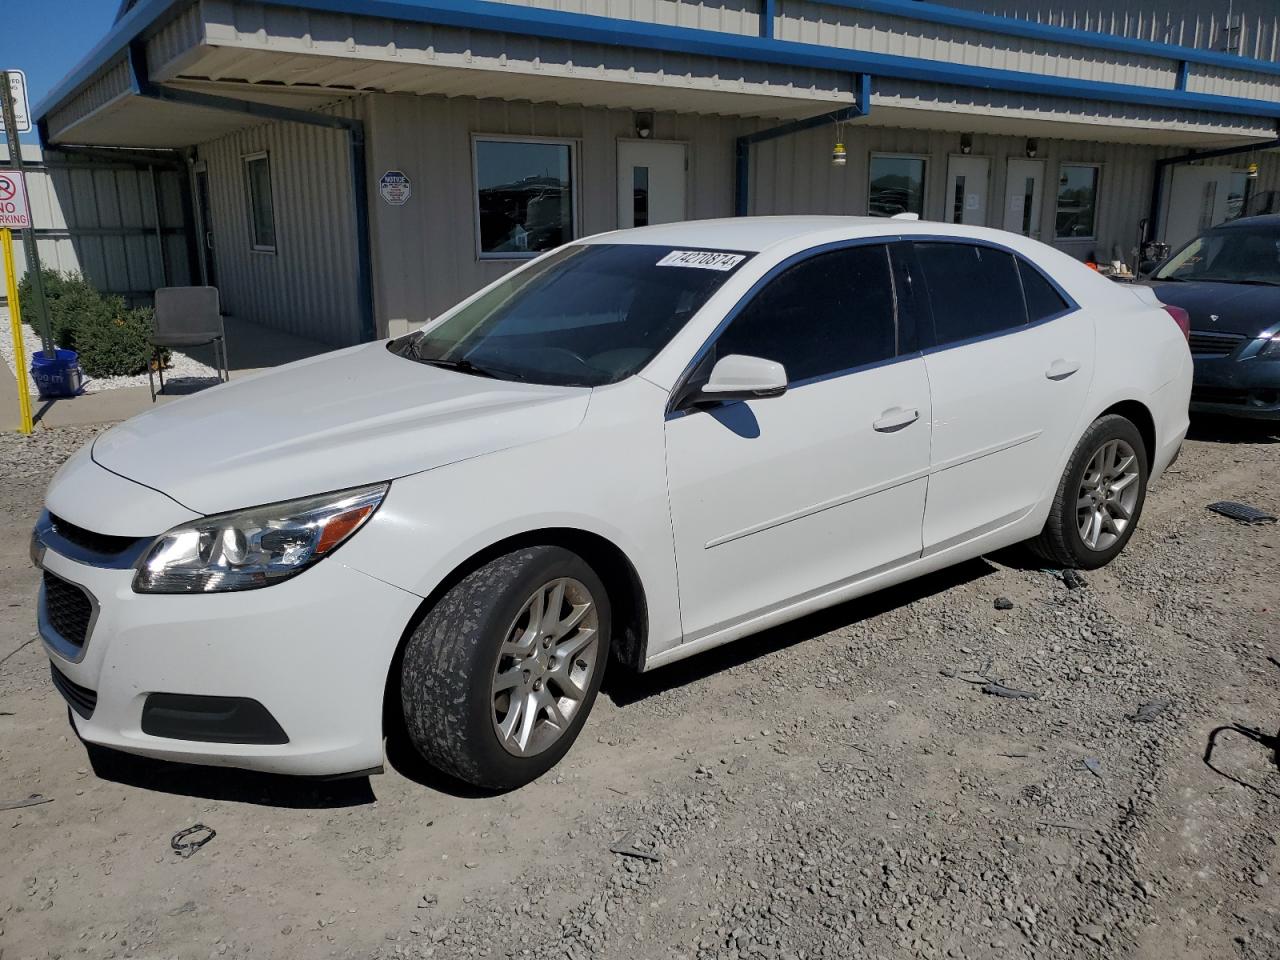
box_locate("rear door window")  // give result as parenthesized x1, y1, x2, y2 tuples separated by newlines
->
(914, 242, 1026, 347)
(1017, 258, 1070, 322)
(713, 244, 897, 383)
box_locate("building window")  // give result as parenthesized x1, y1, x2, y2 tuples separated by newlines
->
(868, 155, 926, 218)
(1055, 164, 1099, 240)
(474, 137, 576, 258)
(243, 153, 277, 253)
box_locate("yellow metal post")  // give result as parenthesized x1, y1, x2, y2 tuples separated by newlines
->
(2, 228, 34, 434)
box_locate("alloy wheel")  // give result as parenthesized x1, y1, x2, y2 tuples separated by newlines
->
(491, 577, 600, 757)
(1076, 438, 1141, 552)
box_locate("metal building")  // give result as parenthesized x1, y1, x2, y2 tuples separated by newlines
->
(32, 0, 1280, 346)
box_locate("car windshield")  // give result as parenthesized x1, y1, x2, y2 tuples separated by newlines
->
(390, 243, 753, 387)
(1153, 225, 1280, 285)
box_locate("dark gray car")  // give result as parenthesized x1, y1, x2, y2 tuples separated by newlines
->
(1145, 215, 1280, 420)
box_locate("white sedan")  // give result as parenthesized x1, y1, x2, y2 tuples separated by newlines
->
(33, 217, 1191, 788)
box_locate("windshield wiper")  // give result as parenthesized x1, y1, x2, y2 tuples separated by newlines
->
(418, 357, 500, 379)
(418, 356, 530, 382)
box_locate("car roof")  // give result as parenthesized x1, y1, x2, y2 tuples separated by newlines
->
(579, 216, 1044, 254)
(1210, 213, 1280, 231)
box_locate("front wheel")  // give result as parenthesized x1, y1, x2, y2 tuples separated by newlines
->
(400, 545, 610, 789)
(1031, 414, 1149, 570)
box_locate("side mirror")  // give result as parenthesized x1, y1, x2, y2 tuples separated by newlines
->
(698, 354, 788, 403)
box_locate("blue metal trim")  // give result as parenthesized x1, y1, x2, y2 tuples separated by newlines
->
(856, 72, 872, 115)
(35, 0, 1280, 126)
(826, 0, 1280, 81)
(35, 0, 184, 120)
(1176, 60, 1190, 92)
(761, 0, 775, 40)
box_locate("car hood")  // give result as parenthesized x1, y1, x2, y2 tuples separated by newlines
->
(92, 342, 591, 516)
(1144, 280, 1279, 337)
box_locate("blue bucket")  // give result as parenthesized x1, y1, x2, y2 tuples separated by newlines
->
(30, 349, 84, 399)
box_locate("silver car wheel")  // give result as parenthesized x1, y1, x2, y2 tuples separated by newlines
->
(1076, 438, 1141, 552)
(491, 577, 600, 758)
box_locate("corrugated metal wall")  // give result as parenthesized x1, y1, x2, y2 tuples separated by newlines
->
(365, 93, 743, 328)
(946, 2, 1280, 62)
(363, 91, 1278, 332)
(195, 99, 362, 346)
(0, 145, 191, 304)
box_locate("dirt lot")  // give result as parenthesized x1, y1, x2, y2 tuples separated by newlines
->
(1, 419, 1278, 960)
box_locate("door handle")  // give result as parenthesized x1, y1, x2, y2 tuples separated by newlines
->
(873, 406, 920, 433)
(1046, 359, 1081, 381)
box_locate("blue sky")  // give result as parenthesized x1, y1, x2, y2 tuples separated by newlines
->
(1, 1, 118, 143)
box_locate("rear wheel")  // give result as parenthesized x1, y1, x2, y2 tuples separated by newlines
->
(400, 545, 610, 789)
(1031, 414, 1149, 570)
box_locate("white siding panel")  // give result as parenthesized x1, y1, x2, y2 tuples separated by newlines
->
(364, 93, 742, 327)
(196, 98, 363, 346)
(359, 90, 1280, 338)
(0, 147, 191, 302)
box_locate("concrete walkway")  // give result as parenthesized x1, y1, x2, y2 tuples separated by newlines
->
(2, 314, 332, 432)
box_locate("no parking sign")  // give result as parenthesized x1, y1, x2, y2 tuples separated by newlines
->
(0, 169, 31, 229)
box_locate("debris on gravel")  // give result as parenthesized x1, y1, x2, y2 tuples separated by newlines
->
(1206, 500, 1277, 524)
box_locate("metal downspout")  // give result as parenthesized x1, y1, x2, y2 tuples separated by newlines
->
(734, 73, 871, 217)
(125, 43, 378, 344)
(1148, 134, 1280, 243)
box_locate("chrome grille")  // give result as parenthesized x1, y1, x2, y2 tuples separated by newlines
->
(48, 513, 139, 557)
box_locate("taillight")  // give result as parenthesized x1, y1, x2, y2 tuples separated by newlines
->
(1163, 304, 1191, 342)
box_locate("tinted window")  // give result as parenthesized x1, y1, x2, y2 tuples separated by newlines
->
(1153, 226, 1280, 285)
(869, 156, 926, 218)
(244, 154, 276, 251)
(915, 242, 1026, 346)
(397, 244, 751, 387)
(475, 139, 575, 256)
(1055, 164, 1099, 240)
(713, 245, 896, 383)
(1017, 258, 1070, 321)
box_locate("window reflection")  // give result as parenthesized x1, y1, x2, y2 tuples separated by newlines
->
(1055, 164, 1099, 239)
(476, 139, 575, 256)
(869, 156, 926, 218)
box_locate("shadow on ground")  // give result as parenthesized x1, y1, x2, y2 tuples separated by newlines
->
(84, 742, 377, 808)
(605, 556, 999, 706)
(1187, 414, 1280, 444)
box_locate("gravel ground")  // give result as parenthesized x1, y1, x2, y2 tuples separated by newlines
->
(0, 313, 220, 394)
(0, 417, 1277, 960)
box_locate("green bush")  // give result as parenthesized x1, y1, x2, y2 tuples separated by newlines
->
(17, 269, 158, 378)
(74, 306, 158, 379)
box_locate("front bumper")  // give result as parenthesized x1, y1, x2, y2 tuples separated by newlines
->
(36, 545, 422, 777)
(1191, 352, 1280, 420)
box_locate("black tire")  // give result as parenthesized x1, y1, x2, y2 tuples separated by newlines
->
(1031, 414, 1149, 570)
(400, 545, 611, 790)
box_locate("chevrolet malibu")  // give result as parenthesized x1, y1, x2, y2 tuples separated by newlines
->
(33, 218, 1192, 789)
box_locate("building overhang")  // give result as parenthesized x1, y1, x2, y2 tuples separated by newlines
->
(37, 0, 1280, 151)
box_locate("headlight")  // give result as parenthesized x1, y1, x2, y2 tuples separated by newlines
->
(1259, 335, 1280, 360)
(133, 484, 387, 594)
